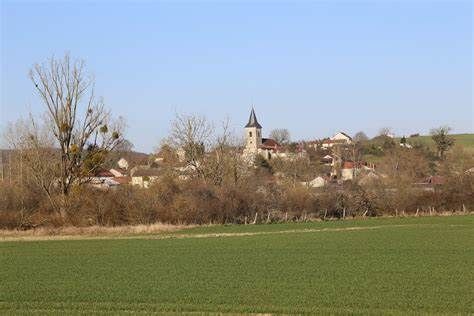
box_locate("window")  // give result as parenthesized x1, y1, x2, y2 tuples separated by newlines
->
(249, 132, 252, 137)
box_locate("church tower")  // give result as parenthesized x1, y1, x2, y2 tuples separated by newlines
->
(244, 108, 262, 154)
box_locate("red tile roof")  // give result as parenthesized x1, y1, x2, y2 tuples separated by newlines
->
(342, 161, 355, 169)
(112, 176, 131, 184)
(424, 176, 444, 185)
(95, 170, 114, 177)
(260, 138, 281, 150)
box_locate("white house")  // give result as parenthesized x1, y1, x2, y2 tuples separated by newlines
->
(322, 132, 353, 148)
(302, 176, 327, 188)
(117, 158, 129, 170)
(130, 166, 161, 188)
(341, 161, 355, 181)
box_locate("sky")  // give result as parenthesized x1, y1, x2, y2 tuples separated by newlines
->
(1, 1, 472, 153)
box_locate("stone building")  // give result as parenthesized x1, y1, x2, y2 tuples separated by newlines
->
(242, 108, 282, 161)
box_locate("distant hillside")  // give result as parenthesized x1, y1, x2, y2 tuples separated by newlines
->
(400, 133, 474, 152)
(361, 133, 473, 164)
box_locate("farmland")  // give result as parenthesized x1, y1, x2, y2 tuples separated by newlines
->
(1, 216, 473, 315)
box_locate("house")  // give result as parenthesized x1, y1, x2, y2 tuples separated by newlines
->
(110, 168, 128, 177)
(332, 132, 353, 143)
(341, 161, 355, 181)
(130, 166, 162, 188)
(321, 155, 334, 166)
(339, 160, 376, 181)
(89, 170, 121, 189)
(302, 176, 327, 188)
(414, 175, 445, 191)
(322, 132, 353, 148)
(117, 158, 129, 170)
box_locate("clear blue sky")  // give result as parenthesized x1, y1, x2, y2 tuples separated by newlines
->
(1, 1, 472, 152)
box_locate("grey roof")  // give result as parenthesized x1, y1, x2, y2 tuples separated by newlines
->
(244, 108, 262, 129)
(131, 166, 161, 177)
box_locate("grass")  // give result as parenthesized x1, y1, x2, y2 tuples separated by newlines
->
(1, 216, 473, 315)
(363, 133, 474, 164)
(404, 133, 474, 152)
(0, 223, 189, 241)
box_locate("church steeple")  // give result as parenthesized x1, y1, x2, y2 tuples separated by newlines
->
(244, 107, 262, 154)
(245, 108, 262, 129)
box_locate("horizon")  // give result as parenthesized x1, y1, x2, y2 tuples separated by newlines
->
(1, 1, 473, 153)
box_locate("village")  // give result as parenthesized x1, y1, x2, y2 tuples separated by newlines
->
(82, 108, 456, 192)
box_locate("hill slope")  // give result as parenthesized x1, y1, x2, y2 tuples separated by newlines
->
(402, 133, 474, 151)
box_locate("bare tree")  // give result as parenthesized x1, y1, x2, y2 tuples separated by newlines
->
(269, 128, 291, 145)
(205, 118, 247, 186)
(378, 127, 393, 137)
(3, 118, 60, 209)
(270, 156, 313, 186)
(114, 139, 134, 153)
(353, 131, 369, 143)
(168, 113, 213, 178)
(13, 53, 125, 215)
(168, 114, 248, 186)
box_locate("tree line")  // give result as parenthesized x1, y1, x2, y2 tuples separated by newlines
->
(0, 54, 472, 229)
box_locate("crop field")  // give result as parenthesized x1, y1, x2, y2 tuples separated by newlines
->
(1, 216, 473, 315)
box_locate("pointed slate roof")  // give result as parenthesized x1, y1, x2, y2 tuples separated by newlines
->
(245, 108, 262, 128)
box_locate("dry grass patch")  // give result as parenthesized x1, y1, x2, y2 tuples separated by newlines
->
(0, 223, 192, 241)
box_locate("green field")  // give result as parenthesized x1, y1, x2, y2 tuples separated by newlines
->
(404, 133, 474, 152)
(1, 216, 473, 315)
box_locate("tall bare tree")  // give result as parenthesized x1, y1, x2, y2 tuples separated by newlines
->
(167, 114, 247, 185)
(269, 128, 291, 145)
(8, 53, 125, 215)
(168, 113, 213, 178)
(204, 118, 247, 186)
